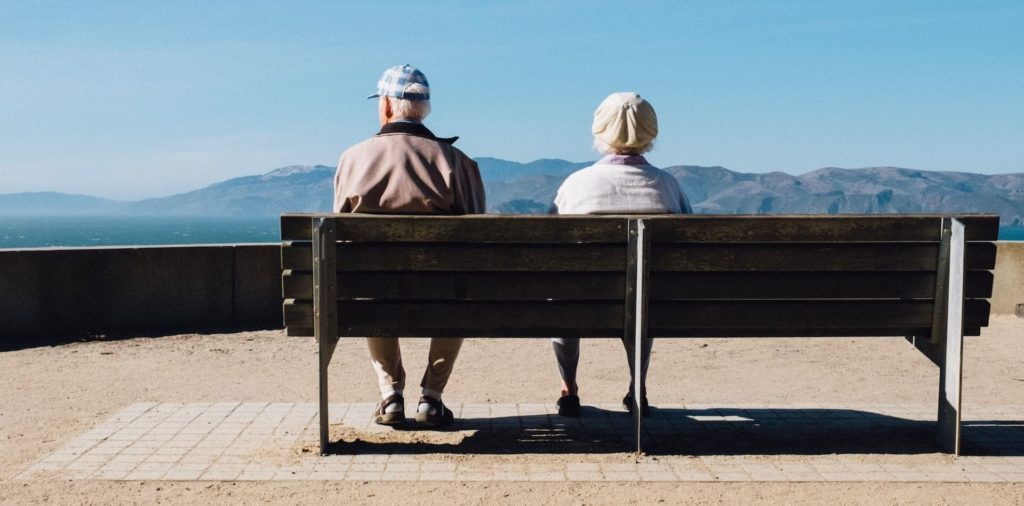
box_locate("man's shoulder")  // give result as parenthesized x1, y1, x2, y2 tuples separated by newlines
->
(339, 135, 384, 159)
(339, 133, 479, 170)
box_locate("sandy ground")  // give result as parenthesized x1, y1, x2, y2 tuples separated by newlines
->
(1, 315, 1023, 504)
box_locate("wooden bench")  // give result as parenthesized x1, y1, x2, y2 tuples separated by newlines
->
(280, 213, 999, 455)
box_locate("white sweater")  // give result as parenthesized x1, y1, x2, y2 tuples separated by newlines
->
(551, 156, 691, 215)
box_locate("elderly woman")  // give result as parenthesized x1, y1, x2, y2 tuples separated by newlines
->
(550, 92, 692, 417)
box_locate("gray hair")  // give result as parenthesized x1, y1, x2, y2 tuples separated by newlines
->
(390, 83, 431, 122)
(593, 137, 655, 155)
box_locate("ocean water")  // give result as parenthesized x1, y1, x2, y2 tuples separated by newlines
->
(0, 215, 280, 249)
(1001, 226, 1024, 241)
(1, 215, 1022, 249)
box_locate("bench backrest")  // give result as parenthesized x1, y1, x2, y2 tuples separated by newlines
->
(280, 214, 998, 339)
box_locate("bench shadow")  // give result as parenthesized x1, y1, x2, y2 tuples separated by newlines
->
(323, 407, 1024, 457)
(0, 324, 281, 352)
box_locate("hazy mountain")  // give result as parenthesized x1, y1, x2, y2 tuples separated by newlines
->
(476, 157, 590, 183)
(3, 160, 1023, 226)
(0, 192, 130, 215)
(132, 165, 334, 216)
(133, 159, 591, 216)
(662, 165, 1024, 226)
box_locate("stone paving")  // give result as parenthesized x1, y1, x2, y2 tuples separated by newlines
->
(16, 402, 1024, 482)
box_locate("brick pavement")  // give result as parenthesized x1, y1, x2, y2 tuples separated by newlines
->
(16, 402, 1024, 482)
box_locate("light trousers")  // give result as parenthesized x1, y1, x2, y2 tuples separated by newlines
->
(367, 337, 463, 395)
(551, 336, 653, 394)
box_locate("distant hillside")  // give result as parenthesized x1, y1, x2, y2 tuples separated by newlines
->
(3, 160, 1023, 225)
(132, 165, 334, 216)
(663, 165, 1024, 226)
(476, 157, 590, 183)
(132, 159, 591, 216)
(0, 192, 129, 215)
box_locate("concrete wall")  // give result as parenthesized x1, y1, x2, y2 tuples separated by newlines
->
(992, 241, 1024, 315)
(0, 244, 281, 347)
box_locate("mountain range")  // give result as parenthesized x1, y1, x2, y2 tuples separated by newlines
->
(2, 158, 1023, 226)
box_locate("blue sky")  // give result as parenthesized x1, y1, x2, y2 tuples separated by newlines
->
(2, 1, 1022, 200)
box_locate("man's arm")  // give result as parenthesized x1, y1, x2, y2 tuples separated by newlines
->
(333, 152, 355, 213)
(455, 156, 487, 214)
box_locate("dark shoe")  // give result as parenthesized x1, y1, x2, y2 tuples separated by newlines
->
(374, 394, 405, 426)
(622, 394, 650, 417)
(557, 394, 581, 417)
(415, 396, 455, 427)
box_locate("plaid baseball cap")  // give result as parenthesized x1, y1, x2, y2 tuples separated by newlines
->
(367, 64, 430, 101)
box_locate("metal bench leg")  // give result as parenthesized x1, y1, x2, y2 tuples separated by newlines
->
(932, 218, 966, 455)
(312, 217, 338, 454)
(626, 219, 650, 454)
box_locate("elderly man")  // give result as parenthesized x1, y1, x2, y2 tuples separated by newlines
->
(334, 65, 486, 427)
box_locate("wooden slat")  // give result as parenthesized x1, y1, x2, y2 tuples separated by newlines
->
(281, 241, 996, 273)
(282, 269, 994, 301)
(284, 300, 622, 336)
(649, 300, 990, 331)
(283, 271, 625, 301)
(332, 243, 626, 271)
(339, 301, 623, 337)
(651, 327, 933, 337)
(282, 214, 629, 243)
(283, 299, 312, 329)
(282, 299, 989, 336)
(968, 242, 998, 269)
(281, 215, 313, 241)
(643, 215, 999, 242)
(284, 243, 627, 272)
(281, 241, 311, 270)
(650, 271, 993, 300)
(956, 215, 1000, 241)
(651, 242, 996, 272)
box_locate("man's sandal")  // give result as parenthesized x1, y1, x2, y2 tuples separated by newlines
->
(415, 396, 455, 427)
(374, 394, 405, 426)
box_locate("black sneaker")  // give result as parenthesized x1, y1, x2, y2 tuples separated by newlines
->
(622, 394, 650, 417)
(374, 394, 405, 426)
(415, 396, 455, 427)
(557, 394, 581, 417)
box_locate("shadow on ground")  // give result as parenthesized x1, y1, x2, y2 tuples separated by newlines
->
(324, 407, 1024, 457)
(0, 325, 280, 352)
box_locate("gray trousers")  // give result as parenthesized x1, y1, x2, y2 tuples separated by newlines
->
(551, 336, 653, 395)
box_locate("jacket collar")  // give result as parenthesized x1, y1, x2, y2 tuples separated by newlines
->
(598, 154, 650, 166)
(377, 122, 459, 145)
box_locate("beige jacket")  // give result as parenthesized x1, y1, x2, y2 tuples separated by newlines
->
(333, 122, 486, 214)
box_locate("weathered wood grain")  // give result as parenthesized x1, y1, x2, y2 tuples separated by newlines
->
(281, 270, 994, 301)
(649, 271, 994, 300)
(649, 299, 990, 330)
(282, 299, 989, 336)
(643, 215, 999, 242)
(283, 271, 626, 301)
(651, 242, 996, 271)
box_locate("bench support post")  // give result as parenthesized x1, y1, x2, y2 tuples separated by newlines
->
(932, 217, 966, 455)
(312, 217, 339, 454)
(625, 219, 650, 454)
